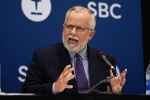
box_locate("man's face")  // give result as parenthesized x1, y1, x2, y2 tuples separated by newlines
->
(62, 10, 95, 53)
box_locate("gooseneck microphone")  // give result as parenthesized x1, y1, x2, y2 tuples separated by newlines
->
(97, 52, 118, 76)
(83, 52, 120, 94)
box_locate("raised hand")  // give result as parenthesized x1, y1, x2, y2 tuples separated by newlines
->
(54, 65, 75, 93)
(110, 69, 127, 93)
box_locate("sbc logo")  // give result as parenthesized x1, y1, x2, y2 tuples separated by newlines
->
(88, 1, 121, 19)
(21, 0, 51, 22)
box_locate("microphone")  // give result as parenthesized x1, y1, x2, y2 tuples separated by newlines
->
(97, 52, 117, 76)
(83, 52, 120, 94)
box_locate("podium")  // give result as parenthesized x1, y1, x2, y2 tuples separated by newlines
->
(0, 94, 150, 100)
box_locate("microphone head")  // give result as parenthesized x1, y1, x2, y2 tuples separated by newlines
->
(97, 52, 118, 77)
(97, 52, 106, 60)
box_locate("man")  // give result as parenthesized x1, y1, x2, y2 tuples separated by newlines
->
(22, 6, 127, 94)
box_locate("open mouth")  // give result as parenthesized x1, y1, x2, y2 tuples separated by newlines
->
(68, 38, 78, 44)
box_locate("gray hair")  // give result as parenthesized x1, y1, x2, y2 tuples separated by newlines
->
(64, 6, 96, 30)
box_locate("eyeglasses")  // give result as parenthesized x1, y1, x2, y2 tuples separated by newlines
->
(64, 24, 93, 33)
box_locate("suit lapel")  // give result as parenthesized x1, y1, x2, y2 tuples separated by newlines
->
(57, 43, 78, 94)
(87, 46, 99, 88)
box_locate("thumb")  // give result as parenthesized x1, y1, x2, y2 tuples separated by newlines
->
(110, 69, 114, 77)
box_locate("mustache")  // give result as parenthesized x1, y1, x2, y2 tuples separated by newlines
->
(67, 35, 79, 41)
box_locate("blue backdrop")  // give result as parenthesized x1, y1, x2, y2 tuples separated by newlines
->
(0, 0, 144, 94)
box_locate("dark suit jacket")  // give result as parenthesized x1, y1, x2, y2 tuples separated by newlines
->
(22, 43, 116, 94)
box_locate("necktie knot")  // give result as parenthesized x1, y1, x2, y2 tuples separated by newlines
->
(76, 53, 83, 61)
(75, 53, 80, 60)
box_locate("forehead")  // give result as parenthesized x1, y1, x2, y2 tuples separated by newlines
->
(66, 10, 91, 27)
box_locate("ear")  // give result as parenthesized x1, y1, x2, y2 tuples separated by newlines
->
(62, 24, 65, 29)
(89, 30, 95, 40)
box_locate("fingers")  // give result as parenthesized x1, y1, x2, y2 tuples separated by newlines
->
(63, 67, 74, 78)
(55, 64, 75, 93)
(111, 69, 127, 93)
(61, 64, 74, 78)
(60, 64, 75, 83)
(120, 79, 126, 86)
(62, 64, 72, 73)
(65, 85, 73, 89)
(63, 72, 75, 83)
(120, 69, 127, 80)
(122, 69, 127, 75)
(61, 72, 74, 89)
(124, 69, 127, 74)
(110, 69, 114, 77)
(120, 69, 127, 86)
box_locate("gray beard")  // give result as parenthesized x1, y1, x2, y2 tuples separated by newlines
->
(62, 32, 89, 53)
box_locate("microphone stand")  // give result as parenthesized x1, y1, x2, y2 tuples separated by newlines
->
(106, 69, 111, 92)
(84, 52, 120, 94)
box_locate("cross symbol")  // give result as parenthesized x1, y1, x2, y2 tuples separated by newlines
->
(31, 0, 41, 10)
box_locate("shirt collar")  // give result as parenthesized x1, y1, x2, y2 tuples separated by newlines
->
(68, 46, 87, 60)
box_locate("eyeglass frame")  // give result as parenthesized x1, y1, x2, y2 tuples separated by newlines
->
(63, 24, 93, 33)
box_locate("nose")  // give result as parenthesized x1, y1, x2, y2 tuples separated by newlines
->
(70, 27, 77, 36)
